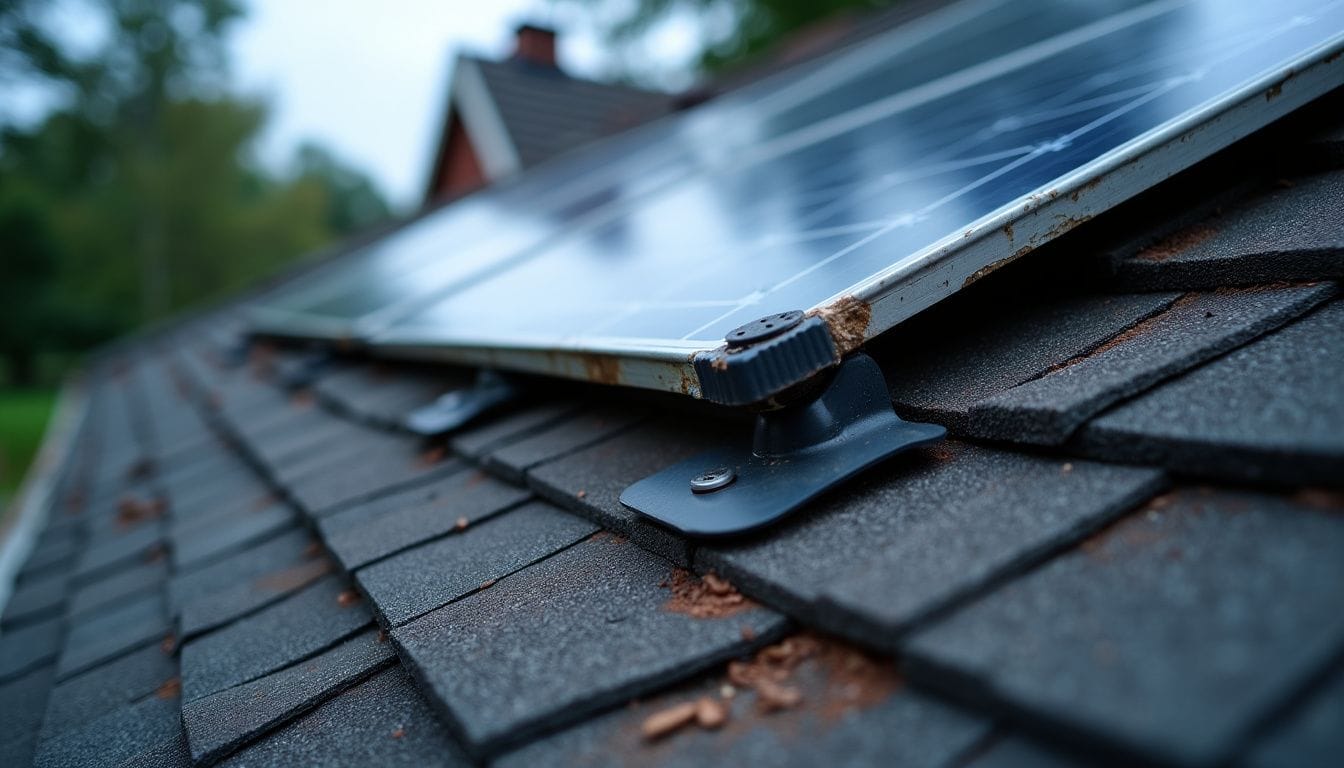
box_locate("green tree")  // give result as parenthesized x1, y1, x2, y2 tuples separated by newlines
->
(0, 0, 389, 384)
(293, 143, 392, 235)
(565, 0, 897, 77)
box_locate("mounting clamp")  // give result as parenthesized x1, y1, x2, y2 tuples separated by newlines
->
(621, 348, 945, 538)
(279, 350, 332, 390)
(404, 369, 519, 436)
(692, 310, 840, 406)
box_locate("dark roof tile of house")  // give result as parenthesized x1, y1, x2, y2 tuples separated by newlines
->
(471, 58, 675, 170)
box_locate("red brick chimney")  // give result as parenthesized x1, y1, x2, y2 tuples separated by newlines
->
(513, 23, 558, 68)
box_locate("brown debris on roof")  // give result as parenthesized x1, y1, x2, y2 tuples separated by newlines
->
(1134, 222, 1218, 262)
(694, 696, 729, 729)
(635, 633, 900, 749)
(640, 701, 699, 741)
(661, 569, 755, 619)
(1080, 493, 1175, 560)
(1291, 488, 1344, 512)
(115, 494, 165, 527)
(418, 445, 447, 467)
(1041, 293, 1195, 377)
(155, 676, 181, 699)
(337, 589, 362, 607)
(253, 558, 332, 593)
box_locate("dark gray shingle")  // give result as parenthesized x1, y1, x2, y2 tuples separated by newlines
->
(180, 575, 371, 702)
(182, 628, 396, 764)
(216, 666, 469, 767)
(318, 468, 530, 570)
(700, 442, 1164, 644)
(1114, 171, 1344, 290)
(969, 283, 1335, 444)
(905, 487, 1344, 767)
(1078, 299, 1344, 486)
(393, 536, 787, 755)
(355, 500, 597, 626)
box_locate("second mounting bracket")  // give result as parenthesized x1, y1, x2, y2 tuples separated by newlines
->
(621, 351, 945, 537)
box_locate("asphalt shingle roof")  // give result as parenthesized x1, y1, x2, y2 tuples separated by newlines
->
(471, 58, 675, 170)
(1, 63, 1341, 768)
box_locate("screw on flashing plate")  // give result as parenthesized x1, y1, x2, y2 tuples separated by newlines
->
(690, 467, 736, 493)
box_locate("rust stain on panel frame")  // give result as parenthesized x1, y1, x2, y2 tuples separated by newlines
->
(578, 353, 624, 386)
(809, 295, 871, 355)
(962, 212, 1093, 288)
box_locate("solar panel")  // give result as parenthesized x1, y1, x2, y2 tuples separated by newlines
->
(251, 0, 1344, 403)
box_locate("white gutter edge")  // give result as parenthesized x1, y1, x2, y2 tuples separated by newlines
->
(0, 374, 89, 631)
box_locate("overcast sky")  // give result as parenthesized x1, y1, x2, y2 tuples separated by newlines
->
(228, 0, 704, 209)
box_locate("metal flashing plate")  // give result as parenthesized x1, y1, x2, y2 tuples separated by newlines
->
(251, 0, 1344, 404)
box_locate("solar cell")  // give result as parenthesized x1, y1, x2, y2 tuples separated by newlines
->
(251, 0, 1344, 403)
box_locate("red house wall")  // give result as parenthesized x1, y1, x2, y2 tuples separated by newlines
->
(428, 114, 487, 203)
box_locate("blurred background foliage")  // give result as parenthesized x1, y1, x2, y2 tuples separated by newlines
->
(563, 0, 890, 76)
(0, 0, 389, 390)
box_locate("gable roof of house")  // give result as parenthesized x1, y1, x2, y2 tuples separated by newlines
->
(424, 54, 675, 198)
(3, 18, 1344, 768)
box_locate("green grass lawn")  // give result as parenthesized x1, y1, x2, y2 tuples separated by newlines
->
(0, 388, 57, 497)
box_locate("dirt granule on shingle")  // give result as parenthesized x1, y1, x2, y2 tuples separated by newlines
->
(661, 570, 755, 618)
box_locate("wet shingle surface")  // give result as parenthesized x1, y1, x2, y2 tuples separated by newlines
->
(180, 575, 372, 702)
(1079, 299, 1344, 486)
(355, 500, 598, 626)
(33, 695, 183, 768)
(1114, 171, 1344, 290)
(969, 283, 1335, 444)
(885, 292, 1178, 428)
(56, 593, 170, 680)
(449, 402, 582, 460)
(498, 634, 991, 768)
(394, 536, 788, 755)
(905, 488, 1344, 767)
(168, 498, 294, 569)
(1247, 664, 1344, 768)
(701, 443, 1164, 642)
(216, 666, 468, 767)
(481, 405, 649, 483)
(0, 666, 54, 767)
(182, 629, 396, 764)
(41, 643, 176, 734)
(171, 529, 331, 640)
(527, 419, 734, 565)
(2, 571, 68, 628)
(318, 468, 531, 570)
(65, 560, 166, 619)
(280, 432, 462, 516)
(70, 522, 163, 584)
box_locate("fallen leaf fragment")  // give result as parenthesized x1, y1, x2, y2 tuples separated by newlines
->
(695, 696, 729, 729)
(755, 679, 802, 712)
(641, 701, 698, 741)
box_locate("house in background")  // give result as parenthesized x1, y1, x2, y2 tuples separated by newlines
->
(422, 24, 677, 204)
(420, 2, 959, 206)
